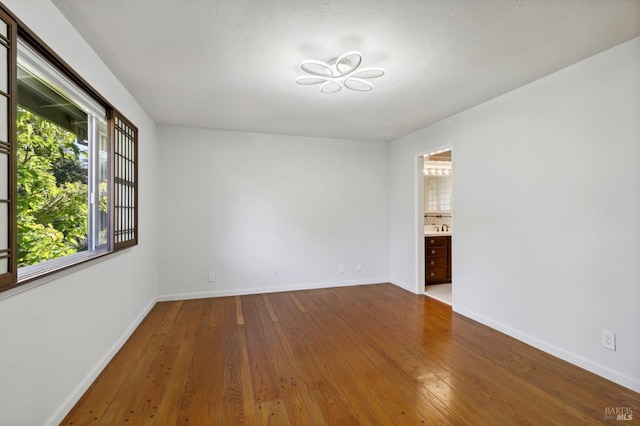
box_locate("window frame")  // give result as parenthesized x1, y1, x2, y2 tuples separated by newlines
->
(110, 110, 138, 251)
(0, 6, 18, 290)
(0, 3, 138, 294)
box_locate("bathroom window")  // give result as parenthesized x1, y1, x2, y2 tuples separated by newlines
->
(425, 175, 451, 212)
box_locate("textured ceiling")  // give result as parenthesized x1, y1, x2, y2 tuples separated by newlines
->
(51, 0, 640, 142)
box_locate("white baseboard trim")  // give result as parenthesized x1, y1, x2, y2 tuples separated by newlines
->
(389, 279, 418, 294)
(157, 278, 389, 302)
(46, 296, 158, 426)
(453, 304, 640, 393)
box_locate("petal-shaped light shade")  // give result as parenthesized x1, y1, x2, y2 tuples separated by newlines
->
(300, 60, 334, 77)
(321, 81, 342, 93)
(349, 67, 385, 79)
(343, 77, 373, 91)
(334, 51, 362, 76)
(296, 76, 329, 85)
(297, 51, 383, 93)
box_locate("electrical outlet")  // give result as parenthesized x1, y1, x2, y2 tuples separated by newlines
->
(602, 329, 616, 351)
(339, 264, 345, 273)
(356, 263, 362, 272)
(208, 272, 215, 282)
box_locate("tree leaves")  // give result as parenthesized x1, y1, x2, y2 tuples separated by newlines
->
(17, 108, 89, 267)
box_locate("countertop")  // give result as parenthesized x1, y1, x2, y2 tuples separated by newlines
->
(425, 232, 452, 237)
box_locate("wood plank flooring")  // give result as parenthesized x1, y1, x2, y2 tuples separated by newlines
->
(62, 284, 640, 425)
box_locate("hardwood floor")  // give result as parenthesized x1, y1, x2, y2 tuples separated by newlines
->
(63, 284, 639, 425)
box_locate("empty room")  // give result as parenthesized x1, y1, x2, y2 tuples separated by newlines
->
(1, 0, 639, 424)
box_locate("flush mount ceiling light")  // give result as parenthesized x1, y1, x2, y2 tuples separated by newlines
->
(295, 51, 385, 93)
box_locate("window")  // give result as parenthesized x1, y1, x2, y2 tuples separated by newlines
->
(17, 40, 108, 269)
(0, 5, 138, 293)
(425, 175, 451, 212)
(424, 152, 452, 213)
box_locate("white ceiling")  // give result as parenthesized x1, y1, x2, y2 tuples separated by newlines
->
(51, 0, 640, 142)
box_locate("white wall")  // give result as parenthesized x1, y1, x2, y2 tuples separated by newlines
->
(390, 37, 640, 391)
(157, 126, 389, 299)
(0, 1, 160, 425)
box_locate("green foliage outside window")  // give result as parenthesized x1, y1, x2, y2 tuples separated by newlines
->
(17, 108, 89, 267)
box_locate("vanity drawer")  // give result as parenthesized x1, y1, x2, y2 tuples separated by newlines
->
(426, 257, 447, 268)
(426, 246, 447, 257)
(426, 236, 448, 246)
(426, 268, 447, 280)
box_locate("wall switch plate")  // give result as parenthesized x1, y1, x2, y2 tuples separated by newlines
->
(208, 272, 215, 282)
(602, 329, 616, 351)
(339, 264, 345, 273)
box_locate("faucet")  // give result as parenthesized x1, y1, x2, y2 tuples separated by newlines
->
(441, 224, 450, 232)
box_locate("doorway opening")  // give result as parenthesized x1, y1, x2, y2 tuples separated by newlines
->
(420, 148, 453, 305)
